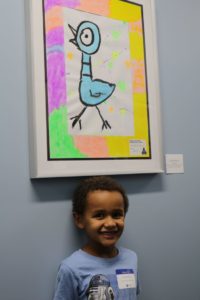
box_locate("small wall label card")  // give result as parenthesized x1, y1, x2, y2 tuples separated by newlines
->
(165, 154, 184, 174)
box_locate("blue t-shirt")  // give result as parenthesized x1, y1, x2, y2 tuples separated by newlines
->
(53, 247, 140, 300)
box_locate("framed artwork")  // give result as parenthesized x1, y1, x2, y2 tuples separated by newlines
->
(26, 0, 163, 178)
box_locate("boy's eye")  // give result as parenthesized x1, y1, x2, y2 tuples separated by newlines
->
(92, 210, 124, 219)
(112, 211, 124, 219)
(93, 212, 105, 219)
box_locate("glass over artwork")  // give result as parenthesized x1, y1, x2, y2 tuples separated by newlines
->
(44, 0, 150, 160)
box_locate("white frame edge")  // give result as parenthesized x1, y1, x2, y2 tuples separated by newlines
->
(25, 0, 164, 178)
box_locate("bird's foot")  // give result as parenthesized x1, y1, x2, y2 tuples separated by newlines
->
(70, 116, 82, 129)
(70, 107, 87, 130)
(102, 120, 111, 130)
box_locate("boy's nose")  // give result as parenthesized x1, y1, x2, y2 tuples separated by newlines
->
(104, 216, 116, 228)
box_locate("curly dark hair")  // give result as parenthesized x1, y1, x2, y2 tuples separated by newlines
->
(72, 176, 129, 215)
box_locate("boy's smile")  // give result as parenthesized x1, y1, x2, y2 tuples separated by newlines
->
(75, 190, 125, 258)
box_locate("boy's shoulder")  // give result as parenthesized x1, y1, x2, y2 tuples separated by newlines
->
(119, 246, 137, 255)
(118, 247, 138, 260)
(61, 249, 83, 268)
(60, 249, 98, 271)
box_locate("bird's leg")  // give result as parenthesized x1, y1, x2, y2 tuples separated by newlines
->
(70, 107, 87, 129)
(96, 106, 111, 130)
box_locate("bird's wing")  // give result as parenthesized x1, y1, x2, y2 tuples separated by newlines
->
(89, 90, 104, 97)
(89, 80, 115, 98)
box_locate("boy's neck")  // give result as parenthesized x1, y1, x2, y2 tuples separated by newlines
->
(82, 244, 118, 258)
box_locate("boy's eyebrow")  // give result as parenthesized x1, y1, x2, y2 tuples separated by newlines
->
(91, 209, 105, 213)
(112, 209, 125, 214)
(91, 208, 124, 213)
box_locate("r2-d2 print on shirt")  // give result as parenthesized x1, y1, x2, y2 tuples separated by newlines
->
(86, 274, 115, 300)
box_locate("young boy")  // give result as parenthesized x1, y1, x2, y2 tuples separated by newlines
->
(53, 176, 140, 300)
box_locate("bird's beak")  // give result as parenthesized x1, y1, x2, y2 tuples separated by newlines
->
(68, 24, 77, 46)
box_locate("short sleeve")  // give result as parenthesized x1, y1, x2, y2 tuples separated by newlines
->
(53, 264, 79, 300)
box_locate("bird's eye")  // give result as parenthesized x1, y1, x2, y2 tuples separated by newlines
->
(80, 28, 93, 46)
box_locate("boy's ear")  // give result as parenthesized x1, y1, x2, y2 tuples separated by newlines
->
(73, 213, 84, 229)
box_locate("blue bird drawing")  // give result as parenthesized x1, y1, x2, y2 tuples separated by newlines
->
(68, 21, 116, 130)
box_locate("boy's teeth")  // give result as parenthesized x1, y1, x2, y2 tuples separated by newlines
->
(101, 231, 117, 233)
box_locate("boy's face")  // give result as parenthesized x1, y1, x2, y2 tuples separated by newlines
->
(75, 190, 125, 257)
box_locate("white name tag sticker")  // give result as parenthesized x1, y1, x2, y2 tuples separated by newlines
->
(116, 269, 136, 289)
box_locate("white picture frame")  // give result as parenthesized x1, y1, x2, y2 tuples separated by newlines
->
(25, 0, 163, 178)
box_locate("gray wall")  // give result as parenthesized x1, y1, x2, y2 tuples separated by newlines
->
(0, 0, 200, 299)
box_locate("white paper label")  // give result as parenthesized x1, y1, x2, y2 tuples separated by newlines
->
(129, 140, 147, 155)
(116, 269, 136, 289)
